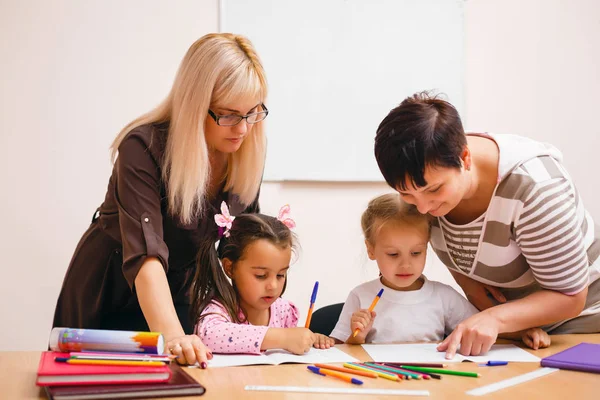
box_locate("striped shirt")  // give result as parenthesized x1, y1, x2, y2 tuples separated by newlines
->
(430, 133, 600, 322)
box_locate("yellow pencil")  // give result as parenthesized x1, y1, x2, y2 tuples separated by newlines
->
(343, 363, 399, 381)
(55, 357, 165, 367)
(352, 288, 384, 337)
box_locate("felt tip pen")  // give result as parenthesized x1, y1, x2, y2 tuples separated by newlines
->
(307, 365, 363, 385)
(480, 360, 508, 366)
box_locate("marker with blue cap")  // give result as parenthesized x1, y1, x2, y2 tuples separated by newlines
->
(304, 281, 319, 328)
(352, 288, 384, 337)
(479, 360, 509, 366)
(307, 366, 364, 385)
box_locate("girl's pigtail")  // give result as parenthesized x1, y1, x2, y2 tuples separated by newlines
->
(190, 238, 243, 325)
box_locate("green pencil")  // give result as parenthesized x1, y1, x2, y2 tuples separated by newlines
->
(364, 363, 421, 379)
(401, 365, 480, 378)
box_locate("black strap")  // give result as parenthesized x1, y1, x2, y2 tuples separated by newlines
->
(91, 208, 100, 223)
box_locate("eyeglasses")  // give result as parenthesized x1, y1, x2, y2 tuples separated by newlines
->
(207, 104, 269, 126)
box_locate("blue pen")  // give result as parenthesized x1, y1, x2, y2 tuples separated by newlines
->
(304, 281, 319, 328)
(307, 366, 363, 385)
(479, 360, 508, 366)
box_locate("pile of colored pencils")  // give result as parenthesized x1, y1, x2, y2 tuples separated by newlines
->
(307, 362, 480, 385)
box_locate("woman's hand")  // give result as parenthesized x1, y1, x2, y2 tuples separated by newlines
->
(166, 334, 212, 367)
(313, 334, 335, 349)
(451, 271, 506, 311)
(437, 310, 500, 359)
(136, 260, 209, 365)
(521, 328, 551, 350)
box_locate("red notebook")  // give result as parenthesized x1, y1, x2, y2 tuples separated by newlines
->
(43, 363, 205, 399)
(36, 352, 171, 386)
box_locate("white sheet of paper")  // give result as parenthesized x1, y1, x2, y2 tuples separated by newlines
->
(361, 343, 540, 363)
(204, 346, 358, 368)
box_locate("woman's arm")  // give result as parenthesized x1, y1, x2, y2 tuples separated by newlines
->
(449, 270, 506, 311)
(135, 257, 185, 338)
(440, 168, 592, 358)
(136, 258, 209, 366)
(439, 286, 587, 358)
(488, 286, 587, 332)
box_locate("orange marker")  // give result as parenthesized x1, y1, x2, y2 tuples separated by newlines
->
(307, 366, 363, 385)
(314, 363, 378, 378)
(304, 281, 319, 328)
(352, 288, 384, 337)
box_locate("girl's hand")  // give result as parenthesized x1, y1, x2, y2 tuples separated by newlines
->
(284, 327, 316, 355)
(349, 309, 376, 343)
(437, 311, 500, 359)
(313, 334, 335, 349)
(521, 328, 551, 350)
(452, 272, 506, 311)
(166, 334, 212, 367)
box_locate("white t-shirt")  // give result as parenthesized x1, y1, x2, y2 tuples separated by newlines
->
(330, 276, 478, 343)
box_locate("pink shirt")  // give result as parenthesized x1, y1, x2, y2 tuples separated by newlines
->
(195, 297, 299, 354)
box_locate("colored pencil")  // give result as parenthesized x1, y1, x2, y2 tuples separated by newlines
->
(307, 366, 363, 385)
(400, 365, 480, 378)
(381, 364, 441, 380)
(352, 288, 384, 337)
(304, 281, 319, 328)
(69, 352, 174, 363)
(364, 363, 413, 380)
(367, 363, 426, 379)
(314, 363, 378, 378)
(343, 363, 400, 381)
(55, 357, 165, 367)
(384, 362, 447, 368)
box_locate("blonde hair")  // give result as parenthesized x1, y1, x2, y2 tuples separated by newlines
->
(361, 193, 431, 244)
(110, 33, 267, 224)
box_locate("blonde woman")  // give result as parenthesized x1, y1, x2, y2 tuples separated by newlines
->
(53, 33, 268, 366)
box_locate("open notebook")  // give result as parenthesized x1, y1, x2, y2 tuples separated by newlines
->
(362, 343, 540, 363)
(199, 347, 357, 368)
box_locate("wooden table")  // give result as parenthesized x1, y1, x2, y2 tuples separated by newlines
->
(2, 334, 598, 399)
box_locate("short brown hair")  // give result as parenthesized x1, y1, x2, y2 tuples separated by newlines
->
(374, 91, 466, 191)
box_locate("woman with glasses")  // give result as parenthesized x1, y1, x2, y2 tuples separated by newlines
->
(52, 33, 269, 366)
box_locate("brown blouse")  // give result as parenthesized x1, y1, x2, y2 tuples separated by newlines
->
(52, 123, 259, 329)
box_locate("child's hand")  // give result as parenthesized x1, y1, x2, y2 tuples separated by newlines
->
(350, 309, 376, 343)
(521, 328, 551, 350)
(313, 334, 335, 349)
(284, 327, 316, 355)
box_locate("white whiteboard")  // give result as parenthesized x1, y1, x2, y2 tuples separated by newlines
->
(221, 0, 465, 181)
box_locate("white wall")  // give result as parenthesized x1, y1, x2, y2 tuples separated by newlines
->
(0, 0, 220, 351)
(464, 0, 600, 220)
(1, 0, 599, 351)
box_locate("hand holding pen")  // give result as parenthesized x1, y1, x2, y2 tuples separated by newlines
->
(304, 281, 319, 328)
(349, 309, 377, 343)
(350, 288, 384, 342)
